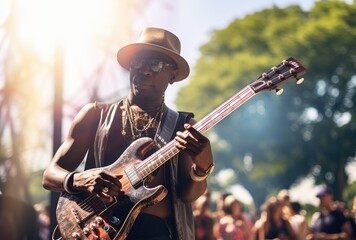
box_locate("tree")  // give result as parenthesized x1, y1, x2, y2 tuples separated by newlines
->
(0, 0, 43, 202)
(176, 0, 356, 208)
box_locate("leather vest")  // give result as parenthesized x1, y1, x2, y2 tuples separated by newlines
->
(92, 101, 195, 240)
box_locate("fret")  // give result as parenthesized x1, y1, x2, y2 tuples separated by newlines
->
(195, 86, 255, 133)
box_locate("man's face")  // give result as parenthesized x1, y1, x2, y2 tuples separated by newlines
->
(128, 51, 177, 99)
(319, 193, 333, 207)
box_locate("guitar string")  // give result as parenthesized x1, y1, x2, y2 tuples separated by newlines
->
(72, 64, 294, 216)
(83, 196, 102, 211)
(135, 141, 177, 176)
(135, 86, 255, 178)
(194, 65, 295, 133)
(79, 195, 101, 212)
(136, 86, 254, 174)
(134, 65, 293, 179)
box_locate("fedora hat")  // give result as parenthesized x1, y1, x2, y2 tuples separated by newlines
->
(117, 27, 190, 82)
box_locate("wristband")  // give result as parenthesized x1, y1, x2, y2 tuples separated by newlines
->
(195, 162, 215, 176)
(63, 171, 80, 194)
(190, 162, 215, 182)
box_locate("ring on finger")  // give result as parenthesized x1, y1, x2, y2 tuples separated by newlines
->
(102, 187, 109, 193)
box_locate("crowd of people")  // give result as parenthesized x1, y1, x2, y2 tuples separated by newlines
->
(193, 188, 356, 240)
(3, 187, 354, 240)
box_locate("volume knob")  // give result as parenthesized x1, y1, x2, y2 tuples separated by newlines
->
(95, 217, 104, 226)
(111, 216, 120, 225)
(83, 227, 90, 236)
(71, 232, 81, 239)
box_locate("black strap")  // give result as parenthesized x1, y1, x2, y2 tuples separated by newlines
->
(154, 107, 179, 149)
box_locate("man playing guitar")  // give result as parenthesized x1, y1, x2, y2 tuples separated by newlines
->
(42, 27, 214, 240)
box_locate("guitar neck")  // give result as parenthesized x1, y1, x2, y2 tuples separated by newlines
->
(137, 85, 256, 179)
(194, 85, 255, 133)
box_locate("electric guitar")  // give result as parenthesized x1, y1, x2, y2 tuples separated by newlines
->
(56, 57, 306, 239)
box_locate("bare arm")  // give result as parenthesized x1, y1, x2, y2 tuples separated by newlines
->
(42, 103, 122, 202)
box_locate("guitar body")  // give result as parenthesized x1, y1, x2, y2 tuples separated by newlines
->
(56, 138, 168, 240)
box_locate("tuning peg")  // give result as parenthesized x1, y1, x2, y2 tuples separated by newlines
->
(275, 88, 284, 95)
(271, 66, 278, 72)
(296, 77, 304, 85)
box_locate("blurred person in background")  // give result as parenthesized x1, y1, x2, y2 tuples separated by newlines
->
(193, 191, 219, 240)
(278, 189, 292, 219)
(289, 201, 308, 240)
(34, 201, 50, 240)
(307, 187, 351, 240)
(252, 196, 295, 240)
(218, 195, 252, 240)
(333, 198, 356, 240)
(213, 192, 233, 220)
(0, 190, 40, 240)
(351, 195, 356, 239)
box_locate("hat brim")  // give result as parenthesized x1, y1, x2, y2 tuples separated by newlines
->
(117, 43, 190, 82)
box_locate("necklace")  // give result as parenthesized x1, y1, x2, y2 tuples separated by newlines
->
(121, 98, 165, 140)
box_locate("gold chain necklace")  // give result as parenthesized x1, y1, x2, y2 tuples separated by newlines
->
(121, 98, 165, 139)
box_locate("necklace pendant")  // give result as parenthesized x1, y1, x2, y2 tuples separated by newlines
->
(121, 129, 126, 136)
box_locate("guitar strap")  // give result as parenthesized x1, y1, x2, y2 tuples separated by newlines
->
(52, 225, 61, 240)
(154, 106, 179, 149)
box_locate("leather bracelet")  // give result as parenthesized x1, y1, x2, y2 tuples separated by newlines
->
(63, 172, 80, 194)
(190, 163, 214, 182)
(195, 162, 215, 176)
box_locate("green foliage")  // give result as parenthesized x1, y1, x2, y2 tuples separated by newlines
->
(177, 0, 356, 208)
(303, 203, 319, 223)
(343, 181, 356, 210)
(29, 170, 49, 205)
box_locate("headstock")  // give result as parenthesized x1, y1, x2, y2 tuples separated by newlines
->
(250, 57, 306, 95)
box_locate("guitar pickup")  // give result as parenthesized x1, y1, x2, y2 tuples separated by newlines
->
(125, 165, 143, 189)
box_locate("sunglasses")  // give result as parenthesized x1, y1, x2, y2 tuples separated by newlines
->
(129, 58, 176, 73)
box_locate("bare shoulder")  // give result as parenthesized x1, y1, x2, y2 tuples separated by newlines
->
(67, 102, 108, 135)
(73, 102, 109, 124)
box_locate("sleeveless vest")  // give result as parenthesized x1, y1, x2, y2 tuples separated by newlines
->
(92, 101, 195, 240)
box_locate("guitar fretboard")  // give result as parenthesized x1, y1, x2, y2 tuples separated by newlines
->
(136, 85, 256, 179)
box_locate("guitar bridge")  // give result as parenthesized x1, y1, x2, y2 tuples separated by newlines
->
(71, 208, 81, 223)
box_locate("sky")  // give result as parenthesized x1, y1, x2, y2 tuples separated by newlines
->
(143, 0, 323, 107)
(177, 0, 317, 64)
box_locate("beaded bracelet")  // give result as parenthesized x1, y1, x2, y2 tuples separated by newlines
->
(63, 171, 80, 194)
